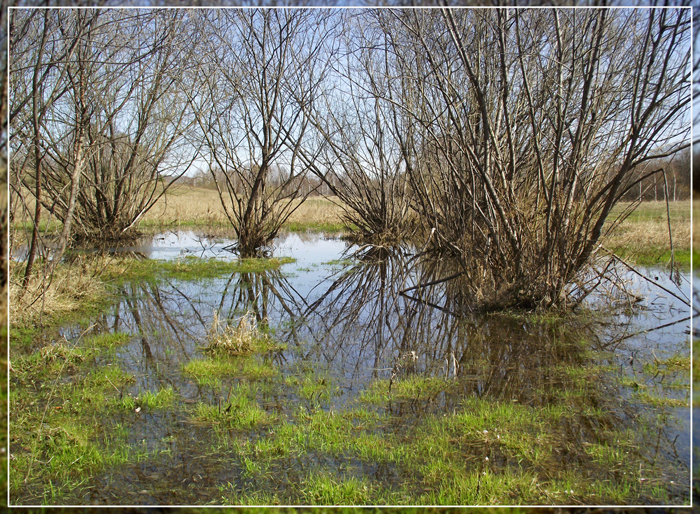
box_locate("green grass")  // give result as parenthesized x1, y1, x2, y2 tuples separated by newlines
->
(183, 355, 278, 384)
(117, 386, 176, 411)
(84, 332, 131, 349)
(300, 472, 377, 505)
(284, 371, 339, 403)
(192, 383, 273, 430)
(103, 255, 295, 284)
(10, 326, 40, 348)
(359, 375, 454, 404)
(10, 351, 136, 504)
(183, 357, 240, 381)
(611, 247, 691, 268)
(197, 381, 658, 505)
(284, 220, 347, 233)
(12, 219, 63, 233)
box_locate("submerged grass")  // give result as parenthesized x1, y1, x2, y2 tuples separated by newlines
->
(192, 383, 273, 431)
(117, 387, 176, 411)
(10, 307, 688, 505)
(208, 375, 675, 505)
(103, 255, 295, 285)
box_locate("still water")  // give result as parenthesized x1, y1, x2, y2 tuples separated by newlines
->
(11, 229, 693, 506)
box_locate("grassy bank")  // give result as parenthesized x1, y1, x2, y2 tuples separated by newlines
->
(9, 254, 295, 330)
(140, 185, 347, 234)
(604, 200, 691, 268)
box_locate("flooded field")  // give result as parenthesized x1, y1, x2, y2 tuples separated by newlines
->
(9, 229, 692, 506)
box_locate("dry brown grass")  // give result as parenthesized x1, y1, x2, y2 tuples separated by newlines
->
(141, 185, 230, 226)
(141, 185, 346, 231)
(9, 257, 108, 328)
(602, 200, 691, 265)
(284, 196, 345, 230)
(205, 310, 282, 355)
(604, 218, 690, 253)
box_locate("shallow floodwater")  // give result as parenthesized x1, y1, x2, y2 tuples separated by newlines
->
(10, 229, 692, 506)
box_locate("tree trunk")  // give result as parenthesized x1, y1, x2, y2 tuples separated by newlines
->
(22, 12, 49, 290)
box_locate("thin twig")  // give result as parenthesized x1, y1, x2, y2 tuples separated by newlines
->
(600, 246, 689, 306)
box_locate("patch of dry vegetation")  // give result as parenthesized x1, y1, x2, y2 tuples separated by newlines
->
(140, 185, 346, 232)
(140, 185, 230, 226)
(284, 197, 345, 232)
(604, 218, 690, 253)
(603, 200, 691, 265)
(205, 310, 283, 355)
(9, 257, 108, 328)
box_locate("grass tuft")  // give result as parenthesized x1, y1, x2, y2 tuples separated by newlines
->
(205, 310, 284, 356)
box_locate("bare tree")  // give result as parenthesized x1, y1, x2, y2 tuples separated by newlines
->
(188, 9, 336, 257)
(48, 10, 199, 243)
(376, 7, 689, 309)
(302, 11, 415, 243)
(10, 9, 201, 253)
(9, 9, 95, 287)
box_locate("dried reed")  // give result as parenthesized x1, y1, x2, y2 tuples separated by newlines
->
(9, 257, 107, 328)
(205, 310, 281, 355)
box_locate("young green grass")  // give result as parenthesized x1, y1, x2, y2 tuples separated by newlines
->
(359, 375, 454, 404)
(116, 386, 176, 411)
(191, 384, 272, 430)
(183, 357, 240, 381)
(284, 370, 339, 403)
(301, 471, 376, 505)
(84, 331, 131, 349)
(103, 255, 295, 285)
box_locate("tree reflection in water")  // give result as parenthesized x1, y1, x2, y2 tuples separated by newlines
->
(22, 236, 688, 504)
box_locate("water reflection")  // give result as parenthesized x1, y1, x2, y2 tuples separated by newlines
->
(15, 229, 691, 504)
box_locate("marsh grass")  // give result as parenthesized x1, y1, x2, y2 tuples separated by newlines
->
(300, 472, 376, 505)
(183, 358, 240, 381)
(10, 331, 138, 504)
(604, 201, 691, 267)
(84, 332, 130, 349)
(102, 255, 295, 285)
(359, 375, 455, 404)
(192, 383, 273, 431)
(205, 310, 284, 356)
(9, 258, 110, 329)
(117, 387, 176, 411)
(140, 186, 347, 233)
(12, 320, 685, 505)
(204, 377, 668, 505)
